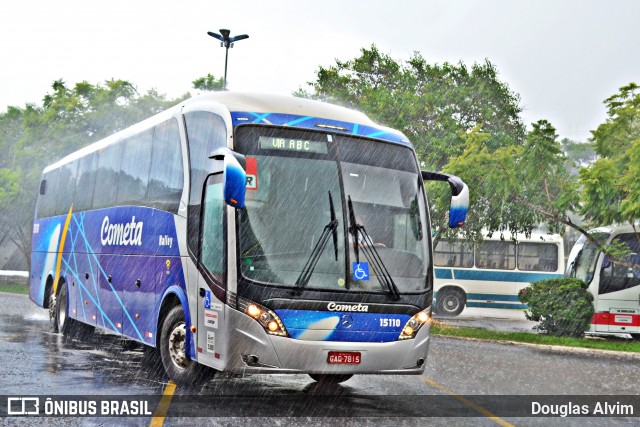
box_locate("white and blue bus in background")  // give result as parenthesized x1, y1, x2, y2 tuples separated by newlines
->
(566, 224, 640, 337)
(29, 92, 468, 385)
(433, 231, 564, 316)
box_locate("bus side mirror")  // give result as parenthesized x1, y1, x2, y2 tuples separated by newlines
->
(421, 171, 469, 229)
(210, 148, 247, 209)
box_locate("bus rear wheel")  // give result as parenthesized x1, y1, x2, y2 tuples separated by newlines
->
(308, 374, 353, 384)
(159, 306, 215, 386)
(436, 288, 466, 317)
(54, 284, 94, 340)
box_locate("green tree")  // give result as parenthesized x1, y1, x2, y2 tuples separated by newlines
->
(0, 168, 32, 264)
(301, 47, 639, 253)
(444, 83, 640, 263)
(440, 120, 579, 241)
(560, 137, 596, 176)
(580, 83, 640, 225)
(298, 45, 525, 171)
(0, 79, 186, 268)
(192, 74, 224, 92)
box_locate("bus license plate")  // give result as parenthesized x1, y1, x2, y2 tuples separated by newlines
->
(327, 351, 361, 364)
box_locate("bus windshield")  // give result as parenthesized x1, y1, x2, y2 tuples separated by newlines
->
(566, 233, 609, 284)
(235, 126, 430, 294)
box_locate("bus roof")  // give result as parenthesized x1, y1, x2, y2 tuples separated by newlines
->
(588, 224, 640, 236)
(185, 92, 376, 125)
(44, 92, 411, 173)
(184, 92, 411, 146)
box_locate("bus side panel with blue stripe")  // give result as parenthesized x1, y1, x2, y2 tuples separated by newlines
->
(30, 206, 186, 345)
(434, 267, 562, 309)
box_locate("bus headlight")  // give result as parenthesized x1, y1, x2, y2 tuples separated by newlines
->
(238, 297, 288, 337)
(398, 308, 432, 340)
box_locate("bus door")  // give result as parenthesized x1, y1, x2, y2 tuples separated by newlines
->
(196, 174, 227, 370)
(596, 233, 640, 333)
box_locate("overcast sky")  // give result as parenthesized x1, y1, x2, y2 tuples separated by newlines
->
(1, 0, 638, 140)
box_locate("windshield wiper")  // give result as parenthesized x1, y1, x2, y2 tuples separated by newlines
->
(294, 191, 339, 291)
(347, 196, 400, 300)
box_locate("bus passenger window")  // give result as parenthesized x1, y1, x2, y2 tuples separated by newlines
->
(37, 169, 59, 218)
(117, 130, 153, 206)
(433, 240, 474, 268)
(148, 119, 183, 213)
(518, 243, 558, 272)
(56, 160, 78, 215)
(185, 111, 226, 256)
(73, 153, 97, 212)
(476, 241, 516, 270)
(93, 144, 123, 209)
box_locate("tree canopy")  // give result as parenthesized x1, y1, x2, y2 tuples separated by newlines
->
(299, 45, 639, 248)
(298, 45, 525, 172)
(580, 83, 640, 226)
(441, 120, 578, 240)
(0, 79, 186, 267)
(192, 74, 225, 92)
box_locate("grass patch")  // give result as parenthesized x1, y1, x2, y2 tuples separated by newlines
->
(0, 283, 29, 295)
(431, 321, 640, 353)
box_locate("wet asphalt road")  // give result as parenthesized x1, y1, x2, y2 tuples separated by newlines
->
(435, 306, 539, 332)
(1, 292, 640, 426)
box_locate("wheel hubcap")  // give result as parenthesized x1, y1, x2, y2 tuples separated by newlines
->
(168, 322, 188, 369)
(444, 295, 459, 312)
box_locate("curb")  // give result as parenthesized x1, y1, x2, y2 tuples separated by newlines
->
(433, 333, 640, 359)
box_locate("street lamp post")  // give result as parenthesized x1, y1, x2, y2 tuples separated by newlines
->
(207, 29, 249, 90)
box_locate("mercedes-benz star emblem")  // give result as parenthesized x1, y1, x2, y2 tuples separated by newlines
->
(340, 314, 354, 329)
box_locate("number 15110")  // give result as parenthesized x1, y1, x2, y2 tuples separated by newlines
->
(379, 318, 400, 327)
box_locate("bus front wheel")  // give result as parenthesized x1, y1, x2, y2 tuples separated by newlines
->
(159, 306, 215, 386)
(436, 288, 466, 317)
(308, 374, 353, 384)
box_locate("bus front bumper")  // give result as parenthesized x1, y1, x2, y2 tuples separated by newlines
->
(223, 308, 431, 375)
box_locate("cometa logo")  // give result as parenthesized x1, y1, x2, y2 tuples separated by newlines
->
(101, 216, 143, 246)
(327, 302, 369, 312)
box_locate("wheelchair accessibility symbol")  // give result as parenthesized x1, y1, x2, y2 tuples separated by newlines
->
(352, 262, 370, 281)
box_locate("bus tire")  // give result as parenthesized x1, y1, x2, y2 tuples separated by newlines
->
(50, 292, 59, 333)
(436, 288, 466, 317)
(159, 306, 215, 386)
(308, 374, 353, 384)
(55, 284, 94, 340)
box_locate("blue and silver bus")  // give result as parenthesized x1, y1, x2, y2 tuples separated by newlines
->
(433, 231, 564, 316)
(29, 92, 468, 385)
